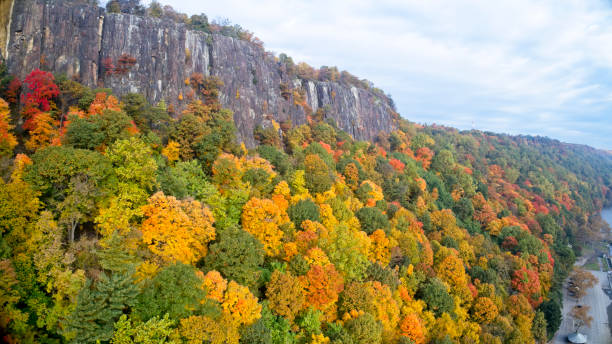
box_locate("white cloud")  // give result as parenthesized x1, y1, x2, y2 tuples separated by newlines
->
(110, 0, 612, 149)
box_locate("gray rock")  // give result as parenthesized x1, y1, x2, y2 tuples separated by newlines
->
(2, 0, 396, 146)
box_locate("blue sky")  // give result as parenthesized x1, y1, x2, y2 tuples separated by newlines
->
(114, 0, 612, 149)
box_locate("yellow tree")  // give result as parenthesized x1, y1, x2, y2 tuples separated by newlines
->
(141, 192, 215, 264)
(430, 209, 465, 240)
(343, 163, 360, 190)
(161, 141, 180, 165)
(435, 254, 470, 300)
(180, 314, 240, 344)
(10, 154, 32, 181)
(368, 229, 392, 265)
(319, 203, 338, 230)
(431, 313, 461, 342)
(436, 255, 466, 286)
(290, 170, 310, 196)
(221, 280, 262, 326)
(25, 112, 57, 151)
(368, 281, 400, 336)
(471, 296, 498, 324)
(266, 270, 305, 322)
(305, 247, 331, 267)
(201, 270, 227, 303)
(0, 98, 17, 156)
(181, 275, 261, 344)
(96, 138, 158, 238)
(271, 181, 291, 213)
(241, 197, 287, 256)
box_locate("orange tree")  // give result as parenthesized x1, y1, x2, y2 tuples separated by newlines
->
(141, 192, 215, 264)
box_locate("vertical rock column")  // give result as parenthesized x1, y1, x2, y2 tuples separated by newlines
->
(0, 0, 14, 59)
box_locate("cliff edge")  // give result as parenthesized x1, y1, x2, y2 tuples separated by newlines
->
(2, 0, 396, 146)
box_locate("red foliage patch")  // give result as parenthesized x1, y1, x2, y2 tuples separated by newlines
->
(389, 158, 405, 172)
(104, 54, 137, 75)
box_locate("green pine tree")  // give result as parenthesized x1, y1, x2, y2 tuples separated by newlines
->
(64, 272, 139, 343)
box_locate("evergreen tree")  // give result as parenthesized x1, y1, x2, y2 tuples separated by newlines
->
(65, 272, 138, 343)
(133, 263, 211, 321)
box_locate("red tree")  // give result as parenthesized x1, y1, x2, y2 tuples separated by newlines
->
(415, 147, 433, 169)
(5, 77, 21, 104)
(501, 236, 518, 251)
(102, 57, 116, 75)
(511, 267, 542, 307)
(389, 158, 405, 172)
(21, 69, 59, 129)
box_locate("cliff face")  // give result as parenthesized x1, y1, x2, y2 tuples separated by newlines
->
(2, 0, 396, 146)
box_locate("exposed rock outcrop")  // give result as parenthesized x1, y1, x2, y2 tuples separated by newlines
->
(2, 0, 396, 146)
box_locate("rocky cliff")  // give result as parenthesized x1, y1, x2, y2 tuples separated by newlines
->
(1, 0, 396, 146)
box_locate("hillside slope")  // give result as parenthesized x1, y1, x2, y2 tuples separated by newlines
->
(0, 1, 611, 344)
(0, 63, 611, 343)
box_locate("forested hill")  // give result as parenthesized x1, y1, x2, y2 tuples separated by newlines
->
(1, 2, 612, 344)
(1, 65, 611, 344)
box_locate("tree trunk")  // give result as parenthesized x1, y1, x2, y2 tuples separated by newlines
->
(70, 220, 78, 243)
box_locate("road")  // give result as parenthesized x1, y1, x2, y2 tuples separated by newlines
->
(551, 260, 612, 344)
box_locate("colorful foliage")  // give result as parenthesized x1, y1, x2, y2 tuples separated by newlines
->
(1, 64, 610, 343)
(0, 98, 17, 155)
(21, 69, 59, 126)
(141, 192, 215, 264)
(241, 197, 287, 256)
(300, 264, 344, 314)
(399, 314, 426, 344)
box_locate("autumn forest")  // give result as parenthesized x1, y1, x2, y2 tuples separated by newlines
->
(1, 1, 612, 344)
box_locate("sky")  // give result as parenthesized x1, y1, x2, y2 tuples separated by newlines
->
(109, 0, 612, 149)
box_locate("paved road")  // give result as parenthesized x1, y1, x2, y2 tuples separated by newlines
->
(552, 264, 612, 344)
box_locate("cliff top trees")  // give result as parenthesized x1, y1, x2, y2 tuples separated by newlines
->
(170, 97, 236, 172)
(106, 0, 145, 15)
(106, 0, 121, 13)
